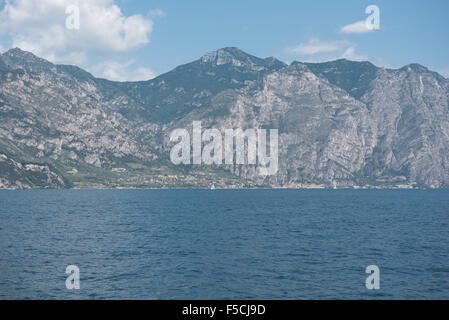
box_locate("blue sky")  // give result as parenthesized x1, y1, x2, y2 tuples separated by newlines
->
(1, 0, 448, 80)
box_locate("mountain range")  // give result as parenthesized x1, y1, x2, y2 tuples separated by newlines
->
(0, 47, 448, 189)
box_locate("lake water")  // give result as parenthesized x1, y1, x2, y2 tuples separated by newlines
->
(0, 189, 448, 299)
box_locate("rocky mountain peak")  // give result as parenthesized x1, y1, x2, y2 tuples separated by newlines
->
(3, 47, 43, 63)
(398, 63, 448, 83)
(201, 47, 247, 64)
(401, 63, 429, 73)
(263, 56, 287, 69)
(304, 59, 379, 99)
(1, 47, 54, 72)
(4, 47, 33, 57)
(200, 47, 274, 71)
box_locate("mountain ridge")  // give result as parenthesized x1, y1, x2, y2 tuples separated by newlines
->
(1, 47, 448, 189)
(3, 47, 445, 83)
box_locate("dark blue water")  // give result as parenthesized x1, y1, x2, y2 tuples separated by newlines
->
(0, 189, 448, 299)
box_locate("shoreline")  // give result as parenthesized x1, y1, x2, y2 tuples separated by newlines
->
(0, 187, 447, 191)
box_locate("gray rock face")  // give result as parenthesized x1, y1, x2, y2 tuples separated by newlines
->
(0, 47, 448, 188)
(0, 153, 68, 189)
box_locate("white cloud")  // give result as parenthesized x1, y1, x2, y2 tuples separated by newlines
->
(91, 60, 155, 82)
(340, 20, 373, 34)
(286, 38, 349, 55)
(0, 44, 4, 53)
(148, 8, 165, 18)
(340, 47, 368, 61)
(285, 38, 367, 62)
(0, 0, 154, 65)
